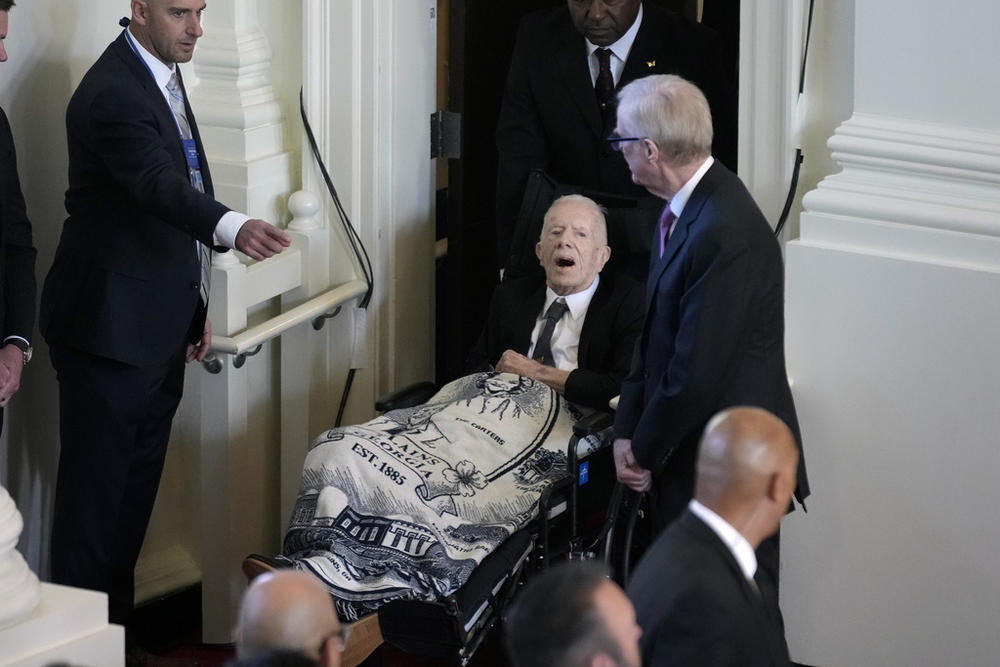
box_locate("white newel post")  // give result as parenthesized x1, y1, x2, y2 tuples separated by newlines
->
(184, 0, 294, 643)
(0, 487, 123, 664)
(781, 1, 1000, 665)
(0, 486, 40, 629)
(279, 190, 332, 533)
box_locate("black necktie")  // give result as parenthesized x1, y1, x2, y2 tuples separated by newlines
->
(532, 299, 569, 367)
(595, 48, 614, 111)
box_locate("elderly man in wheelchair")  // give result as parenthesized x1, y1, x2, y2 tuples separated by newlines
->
(249, 191, 647, 665)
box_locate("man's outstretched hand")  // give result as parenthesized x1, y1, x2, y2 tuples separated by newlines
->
(235, 219, 292, 260)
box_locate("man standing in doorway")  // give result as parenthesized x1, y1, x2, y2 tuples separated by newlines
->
(41, 0, 291, 634)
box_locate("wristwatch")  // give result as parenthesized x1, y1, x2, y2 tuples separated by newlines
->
(7, 339, 32, 366)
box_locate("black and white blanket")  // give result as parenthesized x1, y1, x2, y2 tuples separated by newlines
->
(279, 372, 599, 620)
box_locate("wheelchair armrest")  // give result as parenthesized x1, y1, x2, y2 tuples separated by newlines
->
(375, 381, 439, 412)
(572, 410, 614, 438)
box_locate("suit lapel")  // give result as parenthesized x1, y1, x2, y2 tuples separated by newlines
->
(683, 511, 788, 667)
(514, 284, 547, 356)
(577, 277, 609, 366)
(553, 28, 603, 139)
(643, 163, 721, 310)
(112, 33, 190, 174)
(619, 10, 666, 90)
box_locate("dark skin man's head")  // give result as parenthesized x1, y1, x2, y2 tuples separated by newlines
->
(567, 0, 642, 47)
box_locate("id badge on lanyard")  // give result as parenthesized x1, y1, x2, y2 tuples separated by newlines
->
(184, 138, 205, 192)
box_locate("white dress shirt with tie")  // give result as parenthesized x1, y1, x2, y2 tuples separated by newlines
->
(584, 3, 643, 87)
(527, 275, 601, 371)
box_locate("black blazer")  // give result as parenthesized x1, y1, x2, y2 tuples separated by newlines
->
(627, 510, 791, 667)
(467, 272, 644, 411)
(614, 162, 809, 513)
(495, 4, 735, 261)
(0, 107, 37, 344)
(41, 31, 229, 367)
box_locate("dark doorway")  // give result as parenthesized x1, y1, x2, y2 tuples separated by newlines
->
(435, 0, 739, 383)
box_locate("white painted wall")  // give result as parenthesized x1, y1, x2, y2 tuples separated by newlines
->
(781, 0, 1000, 664)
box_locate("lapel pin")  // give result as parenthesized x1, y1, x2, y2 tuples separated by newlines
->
(646, 60, 656, 68)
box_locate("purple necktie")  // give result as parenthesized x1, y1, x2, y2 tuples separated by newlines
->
(659, 209, 677, 258)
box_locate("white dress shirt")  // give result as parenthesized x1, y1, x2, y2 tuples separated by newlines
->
(668, 155, 714, 222)
(125, 27, 247, 249)
(688, 499, 758, 582)
(527, 275, 601, 371)
(585, 4, 644, 87)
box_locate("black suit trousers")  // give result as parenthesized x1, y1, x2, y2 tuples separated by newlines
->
(49, 343, 186, 625)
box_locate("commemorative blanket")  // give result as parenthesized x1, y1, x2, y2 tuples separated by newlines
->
(279, 372, 599, 619)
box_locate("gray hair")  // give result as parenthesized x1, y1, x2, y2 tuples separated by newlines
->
(542, 194, 609, 245)
(617, 74, 712, 166)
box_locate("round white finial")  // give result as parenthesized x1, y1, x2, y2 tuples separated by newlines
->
(0, 486, 41, 630)
(288, 191, 322, 231)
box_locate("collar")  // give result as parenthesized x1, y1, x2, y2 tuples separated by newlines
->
(125, 26, 176, 90)
(689, 499, 757, 581)
(669, 156, 714, 220)
(543, 274, 600, 322)
(585, 3, 643, 64)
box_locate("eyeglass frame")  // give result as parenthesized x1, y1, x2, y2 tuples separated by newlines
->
(605, 133, 646, 152)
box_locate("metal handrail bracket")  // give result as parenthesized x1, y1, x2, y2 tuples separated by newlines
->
(211, 279, 368, 356)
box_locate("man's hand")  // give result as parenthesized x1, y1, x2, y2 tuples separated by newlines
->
(186, 318, 212, 363)
(496, 349, 571, 393)
(234, 219, 292, 260)
(0, 344, 24, 408)
(496, 349, 543, 377)
(614, 437, 652, 493)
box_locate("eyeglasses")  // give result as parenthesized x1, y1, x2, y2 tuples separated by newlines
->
(605, 133, 645, 152)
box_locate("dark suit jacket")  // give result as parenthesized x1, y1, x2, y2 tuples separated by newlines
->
(0, 107, 37, 345)
(495, 4, 735, 262)
(614, 161, 809, 520)
(40, 31, 229, 367)
(627, 510, 791, 667)
(467, 273, 644, 411)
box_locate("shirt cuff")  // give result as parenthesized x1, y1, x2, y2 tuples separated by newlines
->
(3, 335, 30, 347)
(214, 210, 250, 249)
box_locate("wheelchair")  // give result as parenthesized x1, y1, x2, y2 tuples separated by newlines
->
(243, 170, 661, 666)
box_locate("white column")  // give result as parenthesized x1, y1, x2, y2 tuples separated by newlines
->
(186, 0, 292, 225)
(0, 486, 39, 629)
(782, 1, 1000, 665)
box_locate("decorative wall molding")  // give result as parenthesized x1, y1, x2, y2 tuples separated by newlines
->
(188, 0, 292, 224)
(783, 1, 1000, 664)
(801, 113, 1000, 267)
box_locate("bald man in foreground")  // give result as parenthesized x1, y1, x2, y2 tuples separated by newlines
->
(236, 571, 343, 667)
(627, 407, 797, 666)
